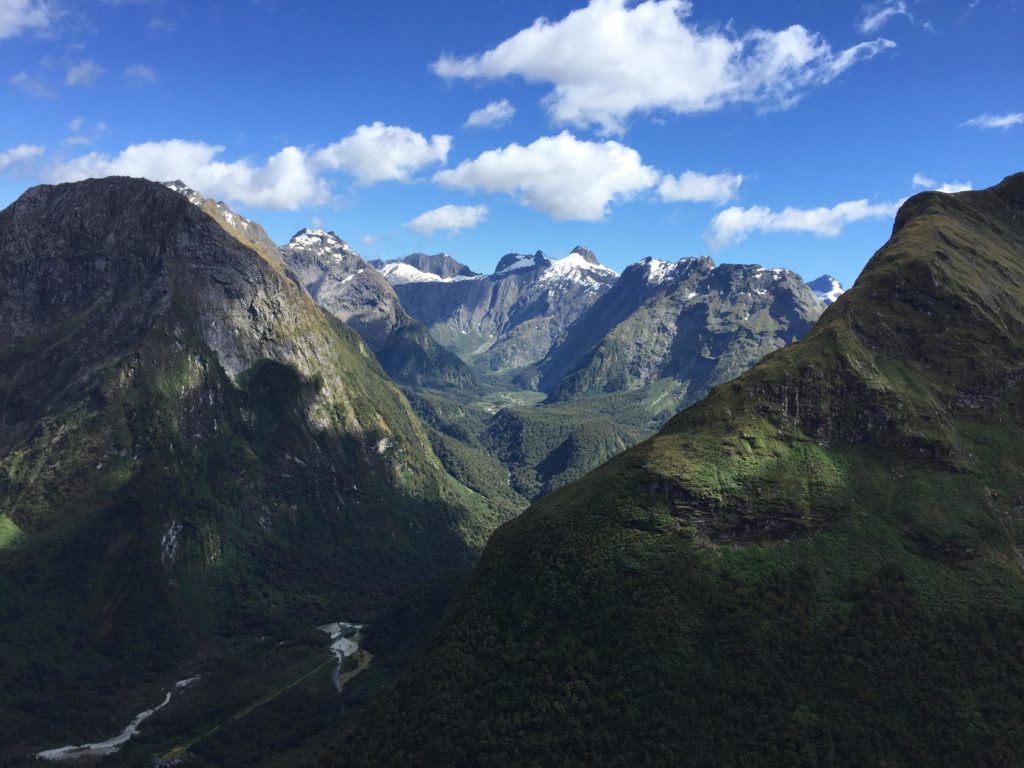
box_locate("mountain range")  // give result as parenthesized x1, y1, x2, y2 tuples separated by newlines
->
(331, 173, 1024, 767)
(8, 173, 954, 768)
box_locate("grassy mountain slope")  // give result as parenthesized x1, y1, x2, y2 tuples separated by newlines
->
(0, 178, 505, 758)
(330, 174, 1024, 767)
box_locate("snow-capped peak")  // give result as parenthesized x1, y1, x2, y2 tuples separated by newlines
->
(284, 229, 358, 261)
(642, 257, 677, 285)
(495, 251, 550, 274)
(808, 274, 845, 306)
(376, 261, 480, 285)
(537, 251, 618, 291)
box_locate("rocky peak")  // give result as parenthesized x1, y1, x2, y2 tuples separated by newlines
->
(570, 246, 599, 265)
(495, 250, 550, 274)
(808, 274, 845, 305)
(401, 252, 478, 279)
(284, 228, 354, 253)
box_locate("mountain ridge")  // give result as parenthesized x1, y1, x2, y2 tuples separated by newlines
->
(330, 172, 1024, 767)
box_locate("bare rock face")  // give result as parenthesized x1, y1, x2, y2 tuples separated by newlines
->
(280, 228, 405, 350)
(382, 248, 619, 373)
(542, 256, 824, 406)
(279, 229, 477, 389)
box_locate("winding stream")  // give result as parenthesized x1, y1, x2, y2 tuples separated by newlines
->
(36, 677, 199, 762)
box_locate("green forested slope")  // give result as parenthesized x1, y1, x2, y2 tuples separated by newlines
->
(331, 174, 1024, 767)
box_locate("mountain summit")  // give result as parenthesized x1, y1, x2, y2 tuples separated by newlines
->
(334, 173, 1024, 767)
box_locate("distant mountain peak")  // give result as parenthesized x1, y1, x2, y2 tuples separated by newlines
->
(495, 250, 551, 274)
(570, 245, 599, 265)
(284, 228, 357, 258)
(808, 274, 845, 305)
(401, 252, 478, 279)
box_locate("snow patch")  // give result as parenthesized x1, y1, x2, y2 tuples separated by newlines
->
(645, 258, 676, 284)
(378, 261, 479, 285)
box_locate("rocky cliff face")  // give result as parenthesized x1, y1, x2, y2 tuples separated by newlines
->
(279, 229, 477, 389)
(280, 228, 406, 350)
(542, 256, 824, 407)
(0, 178, 501, 749)
(392, 252, 479, 279)
(333, 174, 1024, 767)
(384, 247, 617, 372)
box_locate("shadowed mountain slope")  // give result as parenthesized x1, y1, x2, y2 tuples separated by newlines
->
(0, 178, 503, 756)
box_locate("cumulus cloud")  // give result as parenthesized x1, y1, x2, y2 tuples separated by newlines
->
(10, 70, 56, 98)
(912, 173, 972, 194)
(961, 112, 1024, 130)
(124, 64, 157, 84)
(313, 122, 451, 184)
(707, 198, 899, 247)
(406, 204, 488, 235)
(465, 99, 516, 128)
(0, 0, 50, 39)
(46, 140, 329, 210)
(859, 1, 912, 33)
(433, 0, 895, 134)
(434, 131, 659, 221)
(0, 143, 45, 169)
(66, 60, 104, 87)
(658, 170, 743, 205)
(41, 123, 450, 210)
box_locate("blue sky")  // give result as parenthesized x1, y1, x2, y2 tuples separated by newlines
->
(0, 0, 1021, 287)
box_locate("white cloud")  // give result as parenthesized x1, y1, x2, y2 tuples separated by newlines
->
(313, 122, 451, 184)
(433, 0, 895, 134)
(124, 64, 157, 84)
(406, 204, 489, 234)
(0, 0, 50, 39)
(658, 170, 743, 205)
(465, 99, 516, 128)
(46, 140, 329, 210)
(912, 173, 972, 194)
(962, 112, 1024, 130)
(707, 198, 899, 247)
(859, 1, 912, 33)
(0, 143, 44, 169)
(66, 60, 104, 87)
(10, 70, 56, 98)
(434, 131, 659, 221)
(42, 123, 448, 210)
(69, 116, 84, 132)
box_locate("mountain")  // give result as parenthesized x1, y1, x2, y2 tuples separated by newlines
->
(380, 247, 618, 372)
(332, 173, 1024, 767)
(371, 252, 479, 281)
(0, 178, 505, 757)
(395, 252, 822, 505)
(809, 273, 845, 305)
(541, 256, 824, 410)
(278, 229, 477, 390)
